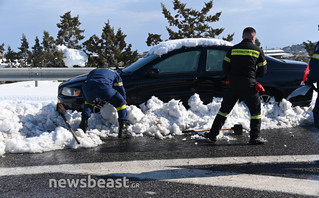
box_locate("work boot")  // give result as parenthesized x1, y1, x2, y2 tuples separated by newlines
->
(79, 116, 88, 133)
(249, 137, 267, 145)
(204, 132, 217, 142)
(118, 120, 129, 138)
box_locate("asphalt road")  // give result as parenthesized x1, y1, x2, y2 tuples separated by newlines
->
(0, 126, 319, 198)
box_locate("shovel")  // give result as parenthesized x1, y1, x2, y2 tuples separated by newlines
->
(287, 85, 312, 100)
(182, 124, 243, 135)
(57, 103, 80, 144)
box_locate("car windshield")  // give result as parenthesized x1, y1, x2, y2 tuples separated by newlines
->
(123, 54, 157, 73)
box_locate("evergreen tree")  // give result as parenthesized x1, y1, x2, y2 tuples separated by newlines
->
(56, 11, 85, 49)
(31, 36, 45, 67)
(18, 34, 31, 66)
(0, 43, 4, 61)
(146, 0, 234, 46)
(146, 33, 163, 46)
(42, 31, 64, 67)
(303, 40, 316, 57)
(5, 46, 18, 64)
(83, 20, 138, 67)
(255, 38, 261, 48)
(0, 43, 4, 55)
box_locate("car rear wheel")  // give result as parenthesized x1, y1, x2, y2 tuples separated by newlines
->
(259, 89, 283, 103)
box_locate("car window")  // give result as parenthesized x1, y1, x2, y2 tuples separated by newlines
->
(123, 54, 157, 73)
(206, 49, 227, 71)
(154, 50, 201, 74)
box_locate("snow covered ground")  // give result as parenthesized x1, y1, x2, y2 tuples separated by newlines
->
(0, 80, 316, 156)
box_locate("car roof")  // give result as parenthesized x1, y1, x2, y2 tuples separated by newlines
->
(147, 38, 233, 56)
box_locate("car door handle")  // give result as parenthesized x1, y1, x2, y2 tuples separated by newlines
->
(187, 77, 198, 82)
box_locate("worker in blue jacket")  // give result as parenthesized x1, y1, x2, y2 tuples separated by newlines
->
(307, 42, 319, 129)
(79, 58, 129, 138)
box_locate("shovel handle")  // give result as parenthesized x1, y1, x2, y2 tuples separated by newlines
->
(57, 103, 80, 144)
(182, 128, 210, 133)
(61, 114, 81, 144)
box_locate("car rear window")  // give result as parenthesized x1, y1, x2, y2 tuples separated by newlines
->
(154, 50, 201, 74)
(206, 49, 227, 71)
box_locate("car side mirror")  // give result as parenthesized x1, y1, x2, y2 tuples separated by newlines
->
(146, 68, 159, 77)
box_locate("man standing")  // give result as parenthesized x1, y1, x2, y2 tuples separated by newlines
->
(206, 27, 267, 145)
(79, 58, 129, 138)
(307, 42, 319, 129)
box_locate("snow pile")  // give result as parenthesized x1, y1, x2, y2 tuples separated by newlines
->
(148, 38, 233, 56)
(56, 45, 88, 68)
(0, 80, 317, 156)
(0, 81, 59, 101)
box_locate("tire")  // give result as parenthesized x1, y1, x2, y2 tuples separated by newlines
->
(259, 89, 283, 103)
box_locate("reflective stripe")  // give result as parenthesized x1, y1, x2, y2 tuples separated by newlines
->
(224, 56, 231, 63)
(251, 115, 261, 119)
(231, 49, 260, 58)
(218, 111, 229, 118)
(312, 53, 319, 60)
(98, 67, 115, 72)
(114, 82, 123, 87)
(257, 60, 267, 67)
(116, 104, 127, 111)
(85, 101, 95, 107)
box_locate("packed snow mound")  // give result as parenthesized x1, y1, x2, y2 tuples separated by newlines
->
(0, 81, 317, 156)
(148, 38, 233, 56)
(56, 45, 88, 68)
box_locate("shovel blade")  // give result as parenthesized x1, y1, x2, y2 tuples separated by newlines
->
(57, 103, 66, 115)
(232, 124, 243, 135)
(287, 85, 312, 100)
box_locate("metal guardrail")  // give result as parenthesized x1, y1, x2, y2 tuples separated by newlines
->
(0, 68, 95, 81)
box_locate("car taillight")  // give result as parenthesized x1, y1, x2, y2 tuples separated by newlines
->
(301, 65, 309, 85)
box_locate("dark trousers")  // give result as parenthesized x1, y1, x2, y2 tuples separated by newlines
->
(210, 86, 261, 139)
(313, 93, 319, 129)
(81, 82, 128, 121)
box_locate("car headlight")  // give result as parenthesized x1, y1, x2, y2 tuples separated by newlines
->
(61, 87, 81, 97)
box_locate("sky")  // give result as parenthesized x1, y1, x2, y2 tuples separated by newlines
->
(0, 0, 318, 53)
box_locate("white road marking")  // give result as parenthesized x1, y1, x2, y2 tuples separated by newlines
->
(1, 155, 319, 196)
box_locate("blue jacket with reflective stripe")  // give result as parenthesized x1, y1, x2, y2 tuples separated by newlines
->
(85, 66, 126, 99)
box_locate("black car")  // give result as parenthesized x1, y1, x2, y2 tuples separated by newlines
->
(58, 39, 312, 111)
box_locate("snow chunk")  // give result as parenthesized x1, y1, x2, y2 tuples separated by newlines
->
(127, 105, 145, 124)
(56, 45, 88, 68)
(100, 103, 118, 125)
(148, 38, 233, 56)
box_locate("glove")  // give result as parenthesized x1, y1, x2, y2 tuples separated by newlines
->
(255, 82, 265, 92)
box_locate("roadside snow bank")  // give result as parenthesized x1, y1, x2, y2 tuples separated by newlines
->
(0, 81, 316, 156)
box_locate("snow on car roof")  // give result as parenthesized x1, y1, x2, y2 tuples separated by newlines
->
(148, 38, 233, 56)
